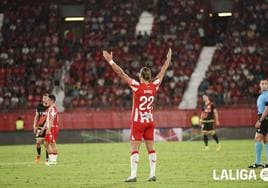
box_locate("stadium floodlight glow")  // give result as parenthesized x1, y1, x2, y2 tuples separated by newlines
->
(218, 12, 232, 17)
(64, 17, 85, 22)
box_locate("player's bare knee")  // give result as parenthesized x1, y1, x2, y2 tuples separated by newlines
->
(147, 146, 155, 153)
(131, 147, 139, 152)
(146, 146, 154, 152)
(255, 137, 262, 142)
(145, 140, 154, 152)
(44, 142, 49, 148)
(145, 143, 153, 151)
(36, 142, 41, 148)
(264, 136, 268, 143)
(255, 134, 263, 142)
(131, 141, 141, 152)
(36, 140, 41, 145)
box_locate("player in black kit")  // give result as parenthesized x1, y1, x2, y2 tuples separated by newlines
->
(200, 94, 221, 151)
(32, 94, 49, 163)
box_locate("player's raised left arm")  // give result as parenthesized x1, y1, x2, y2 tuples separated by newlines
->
(213, 109, 220, 126)
(103, 51, 132, 84)
(155, 48, 172, 82)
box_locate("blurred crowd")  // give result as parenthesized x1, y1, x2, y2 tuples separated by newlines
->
(0, 0, 266, 111)
(64, 0, 203, 109)
(0, 1, 62, 111)
(198, 0, 268, 107)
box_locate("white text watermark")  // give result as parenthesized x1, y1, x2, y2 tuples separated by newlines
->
(212, 168, 268, 181)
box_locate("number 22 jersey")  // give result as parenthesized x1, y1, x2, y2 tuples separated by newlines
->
(128, 79, 161, 124)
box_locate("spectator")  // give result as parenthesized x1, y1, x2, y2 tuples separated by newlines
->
(16, 116, 24, 131)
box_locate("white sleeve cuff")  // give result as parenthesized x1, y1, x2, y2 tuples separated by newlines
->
(109, 60, 115, 65)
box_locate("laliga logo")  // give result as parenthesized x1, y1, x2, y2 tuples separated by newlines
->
(213, 169, 257, 181)
(213, 168, 268, 181)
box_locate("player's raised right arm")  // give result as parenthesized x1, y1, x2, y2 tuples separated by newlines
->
(155, 48, 172, 82)
(103, 50, 132, 84)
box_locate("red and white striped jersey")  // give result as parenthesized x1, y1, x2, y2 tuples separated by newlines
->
(128, 79, 161, 124)
(46, 106, 59, 128)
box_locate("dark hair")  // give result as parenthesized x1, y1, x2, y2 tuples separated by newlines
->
(140, 67, 152, 81)
(48, 94, 56, 102)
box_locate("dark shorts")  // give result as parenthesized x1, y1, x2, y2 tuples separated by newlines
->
(35, 127, 46, 139)
(256, 119, 268, 135)
(202, 122, 214, 131)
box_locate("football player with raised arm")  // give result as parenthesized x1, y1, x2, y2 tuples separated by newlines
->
(103, 48, 171, 182)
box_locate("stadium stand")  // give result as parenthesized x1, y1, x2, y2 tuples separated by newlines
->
(198, 0, 268, 106)
(0, 0, 267, 111)
(0, 1, 62, 111)
(64, 0, 204, 109)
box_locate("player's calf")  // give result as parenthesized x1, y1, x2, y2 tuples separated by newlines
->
(35, 142, 42, 163)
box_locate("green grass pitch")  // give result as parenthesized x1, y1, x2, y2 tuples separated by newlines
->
(0, 140, 267, 188)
